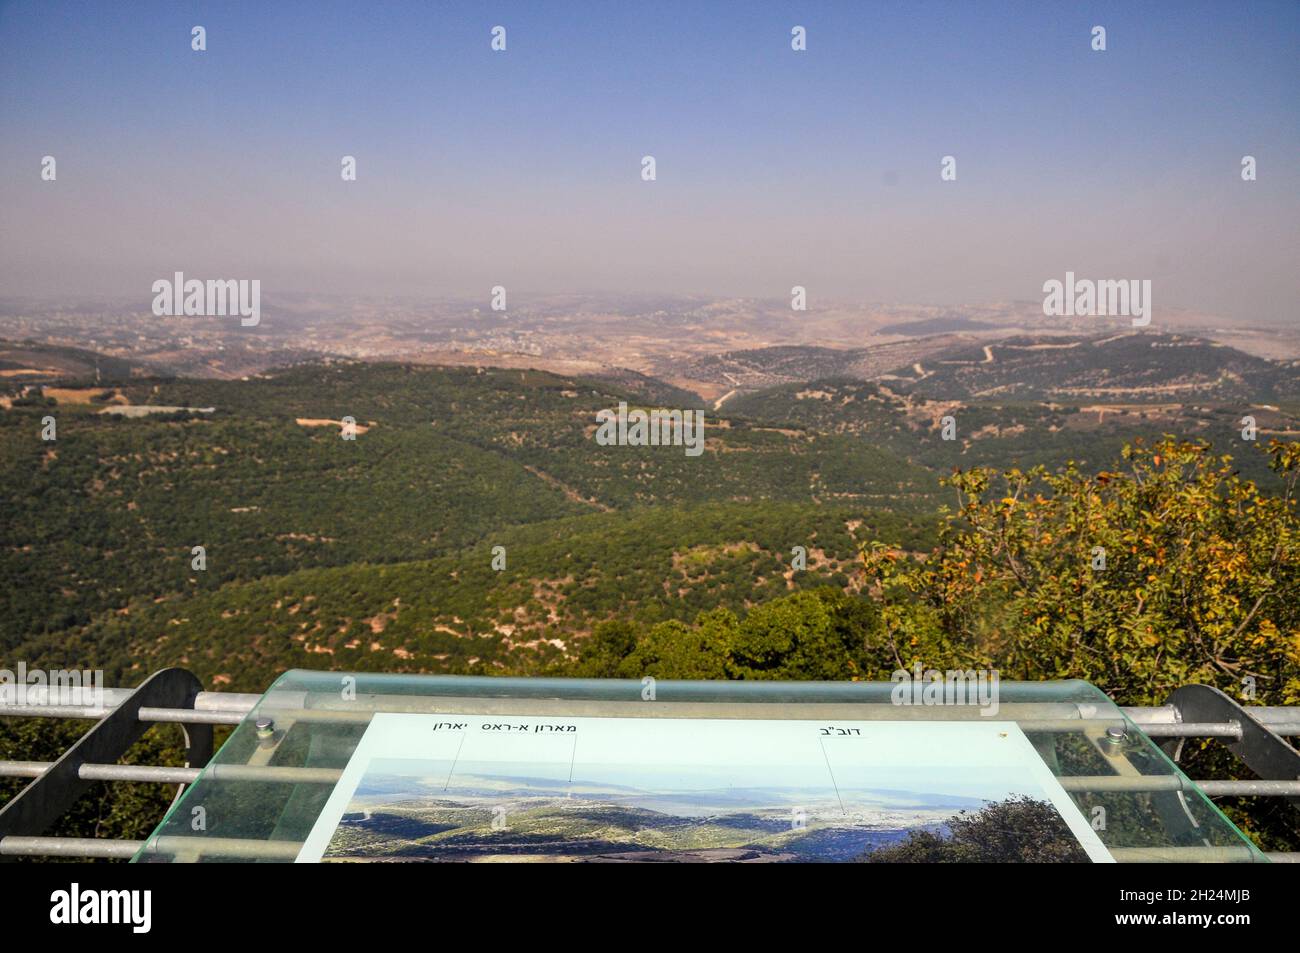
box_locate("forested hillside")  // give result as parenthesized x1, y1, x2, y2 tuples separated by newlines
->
(2, 360, 938, 666)
(5, 353, 1296, 680)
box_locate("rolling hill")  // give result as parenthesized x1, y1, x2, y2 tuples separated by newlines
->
(880, 332, 1300, 402)
(4, 340, 1297, 688)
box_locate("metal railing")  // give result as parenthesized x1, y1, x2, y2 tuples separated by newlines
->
(1, 670, 1296, 862)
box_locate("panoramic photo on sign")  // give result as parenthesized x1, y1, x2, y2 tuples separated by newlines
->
(297, 714, 1113, 863)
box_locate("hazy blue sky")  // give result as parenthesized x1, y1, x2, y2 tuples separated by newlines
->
(1, 1, 1297, 322)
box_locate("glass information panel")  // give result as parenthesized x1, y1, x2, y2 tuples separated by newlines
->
(136, 671, 1264, 863)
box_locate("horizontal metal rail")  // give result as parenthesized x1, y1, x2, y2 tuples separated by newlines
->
(0, 835, 301, 860)
(8, 760, 1297, 797)
(0, 691, 259, 725)
(0, 836, 143, 859)
(1108, 846, 1258, 863)
(1059, 775, 1300, 796)
(0, 761, 342, 784)
(1138, 723, 1245, 739)
(4, 692, 1298, 734)
(1197, 779, 1300, 796)
(0, 761, 201, 784)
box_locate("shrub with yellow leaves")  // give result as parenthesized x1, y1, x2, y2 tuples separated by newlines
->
(861, 437, 1300, 708)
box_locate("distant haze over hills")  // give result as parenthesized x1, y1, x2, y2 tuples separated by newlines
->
(2, 293, 1299, 401)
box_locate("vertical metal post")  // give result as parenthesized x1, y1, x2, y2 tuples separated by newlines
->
(0, 668, 205, 859)
(1163, 684, 1300, 811)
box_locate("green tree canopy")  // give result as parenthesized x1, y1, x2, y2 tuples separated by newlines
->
(863, 438, 1300, 706)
